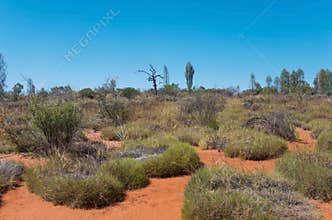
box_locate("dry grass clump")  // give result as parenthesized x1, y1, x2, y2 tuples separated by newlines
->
(173, 126, 208, 146)
(216, 98, 248, 129)
(178, 93, 225, 126)
(101, 121, 161, 141)
(276, 150, 332, 202)
(142, 142, 201, 178)
(25, 157, 148, 209)
(304, 119, 332, 138)
(182, 166, 321, 220)
(316, 129, 332, 152)
(223, 128, 287, 160)
(0, 132, 17, 153)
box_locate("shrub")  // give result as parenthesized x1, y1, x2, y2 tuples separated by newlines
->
(79, 88, 95, 99)
(304, 118, 332, 138)
(276, 150, 332, 202)
(120, 87, 140, 99)
(224, 128, 288, 160)
(0, 160, 24, 201)
(178, 93, 225, 126)
(143, 142, 201, 178)
(173, 127, 207, 146)
(25, 158, 125, 209)
(199, 133, 226, 151)
(159, 84, 180, 97)
(216, 98, 248, 129)
(182, 166, 320, 220)
(68, 141, 111, 163)
(30, 99, 81, 152)
(244, 112, 295, 141)
(98, 96, 131, 126)
(0, 132, 17, 153)
(123, 134, 178, 149)
(100, 158, 149, 190)
(316, 129, 332, 152)
(123, 122, 160, 140)
(4, 117, 47, 154)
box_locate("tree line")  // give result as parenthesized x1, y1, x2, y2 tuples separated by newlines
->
(1, 51, 332, 101)
(249, 68, 332, 95)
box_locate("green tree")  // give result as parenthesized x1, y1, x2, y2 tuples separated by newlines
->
(27, 78, 36, 95)
(185, 62, 195, 93)
(290, 69, 304, 93)
(274, 76, 281, 93)
(280, 69, 290, 94)
(249, 73, 256, 91)
(266, 75, 272, 87)
(163, 65, 170, 85)
(314, 69, 332, 95)
(12, 83, 24, 101)
(0, 53, 7, 96)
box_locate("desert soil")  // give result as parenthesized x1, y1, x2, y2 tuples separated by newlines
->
(0, 128, 331, 220)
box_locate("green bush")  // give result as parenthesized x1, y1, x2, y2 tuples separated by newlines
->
(120, 87, 140, 99)
(143, 142, 201, 178)
(276, 150, 332, 202)
(25, 156, 151, 209)
(304, 118, 332, 138)
(98, 96, 131, 126)
(182, 166, 320, 220)
(316, 129, 332, 152)
(100, 158, 149, 190)
(224, 128, 287, 160)
(30, 99, 81, 152)
(25, 158, 125, 209)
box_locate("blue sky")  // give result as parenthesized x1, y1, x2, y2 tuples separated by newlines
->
(1, 0, 332, 91)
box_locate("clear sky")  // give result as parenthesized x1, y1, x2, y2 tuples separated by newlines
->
(1, 0, 332, 91)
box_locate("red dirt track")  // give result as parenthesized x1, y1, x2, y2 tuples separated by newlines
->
(0, 128, 332, 220)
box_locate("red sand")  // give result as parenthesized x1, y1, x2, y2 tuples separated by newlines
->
(0, 153, 44, 167)
(1, 127, 332, 220)
(0, 177, 190, 220)
(84, 129, 122, 148)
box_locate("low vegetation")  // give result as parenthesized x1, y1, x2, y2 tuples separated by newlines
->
(224, 128, 288, 160)
(182, 166, 320, 220)
(304, 118, 332, 138)
(143, 143, 201, 178)
(316, 129, 332, 152)
(25, 157, 148, 209)
(123, 135, 201, 177)
(276, 150, 332, 202)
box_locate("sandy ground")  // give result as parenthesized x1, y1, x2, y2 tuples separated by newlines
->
(0, 127, 332, 220)
(0, 153, 45, 167)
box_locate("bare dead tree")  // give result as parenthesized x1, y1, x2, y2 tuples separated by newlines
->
(138, 64, 163, 96)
